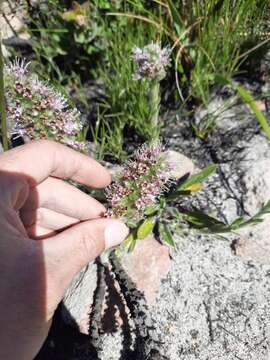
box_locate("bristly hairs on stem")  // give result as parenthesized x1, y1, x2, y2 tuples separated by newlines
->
(131, 43, 171, 137)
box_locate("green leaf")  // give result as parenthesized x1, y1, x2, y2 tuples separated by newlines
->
(159, 196, 166, 209)
(74, 32, 86, 43)
(167, 190, 191, 201)
(230, 217, 244, 229)
(236, 85, 270, 141)
(185, 183, 202, 192)
(123, 232, 137, 253)
(144, 204, 160, 216)
(214, 75, 232, 87)
(185, 211, 226, 229)
(215, 76, 270, 141)
(137, 218, 156, 240)
(127, 238, 137, 252)
(167, 0, 184, 37)
(166, 207, 182, 220)
(159, 222, 176, 248)
(123, 232, 134, 247)
(178, 164, 217, 191)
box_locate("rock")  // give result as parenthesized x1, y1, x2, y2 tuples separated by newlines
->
(62, 262, 97, 335)
(121, 235, 171, 305)
(164, 107, 270, 265)
(194, 95, 248, 131)
(0, 2, 29, 57)
(232, 135, 270, 263)
(165, 149, 194, 179)
(61, 237, 171, 334)
(235, 228, 270, 264)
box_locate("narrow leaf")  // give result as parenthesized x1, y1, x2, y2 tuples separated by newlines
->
(185, 210, 226, 228)
(179, 164, 217, 191)
(167, 0, 184, 36)
(236, 85, 270, 140)
(185, 183, 202, 192)
(159, 222, 176, 248)
(137, 218, 156, 239)
(144, 204, 160, 216)
(123, 232, 137, 253)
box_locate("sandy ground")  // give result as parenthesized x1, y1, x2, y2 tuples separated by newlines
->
(98, 231, 270, 360)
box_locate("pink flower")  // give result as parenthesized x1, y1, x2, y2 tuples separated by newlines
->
(132, 43, 171, 81)
(4, 59, 87, 151)
(105, 141, 171, 224)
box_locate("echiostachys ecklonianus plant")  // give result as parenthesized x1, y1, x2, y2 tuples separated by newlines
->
(4, 59, 87, 151)
(104, 140, 174, 253)
(105, 141, 171, 225)
(105, 149, 270, 253)
(131, 43, 171, 136)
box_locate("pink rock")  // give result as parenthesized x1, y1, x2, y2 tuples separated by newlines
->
(121, 235, 171, 305)
(235, 232, 270, 264)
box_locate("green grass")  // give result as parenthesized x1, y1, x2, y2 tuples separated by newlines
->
(112, 0, 269, 105)
(14, 0, 270, 156)
(189, 0, 269, 105)
(93, 20, 159, 160)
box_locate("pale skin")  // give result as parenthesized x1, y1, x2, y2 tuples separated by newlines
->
(0, 140, 129, 360)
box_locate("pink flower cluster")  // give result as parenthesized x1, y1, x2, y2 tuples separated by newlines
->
(105, 142, 171, 223)
(4, 59, 87, 151)
(132, 43, 171, 81)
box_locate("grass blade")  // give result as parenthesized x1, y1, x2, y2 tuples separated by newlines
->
(236, 84, 270, 140)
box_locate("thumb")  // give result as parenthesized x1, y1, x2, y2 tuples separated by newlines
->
(42, 218, 129, 291)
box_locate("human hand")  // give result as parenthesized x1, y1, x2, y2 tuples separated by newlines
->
(0, 140, 129, 360)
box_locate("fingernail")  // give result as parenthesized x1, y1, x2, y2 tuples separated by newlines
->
(104, 221, 129, 249)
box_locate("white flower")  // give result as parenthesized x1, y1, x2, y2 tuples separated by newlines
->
(132, 43, 171, 81)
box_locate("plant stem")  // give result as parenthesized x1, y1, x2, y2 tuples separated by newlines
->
(0, 34, 9, 151)
(149, 80, 160, 137)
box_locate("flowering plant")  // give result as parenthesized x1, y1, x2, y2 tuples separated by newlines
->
(106, 141, 171, 224)
(132, 43, 170, 134)
(4, 59, 87, 151)
(132, 43, 170, 82)
(105, 149, 217, 251)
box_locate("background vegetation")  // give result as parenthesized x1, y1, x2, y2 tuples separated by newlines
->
(1, 0, 270, 159)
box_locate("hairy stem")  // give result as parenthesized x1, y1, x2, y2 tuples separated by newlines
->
(150, 80, 160, 136)
(0, 35, 9, 151)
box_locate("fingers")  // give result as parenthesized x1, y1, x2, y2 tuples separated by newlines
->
(0, 171, 29, 210)
(21, 177, 106, 220)
(27, 224, 58, 240)
(42, 219, 129, 288)
(22, 207, 79, 232)
(0, 140, 111, 187)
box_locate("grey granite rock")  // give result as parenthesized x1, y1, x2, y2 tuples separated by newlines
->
(0, 1, 28, 57)
(165, 149, 195, 179)
(99, 233, 270, 360)
(62, 263, 97, 334)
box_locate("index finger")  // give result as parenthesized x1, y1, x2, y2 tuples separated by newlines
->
(0, 140, 111, 187)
